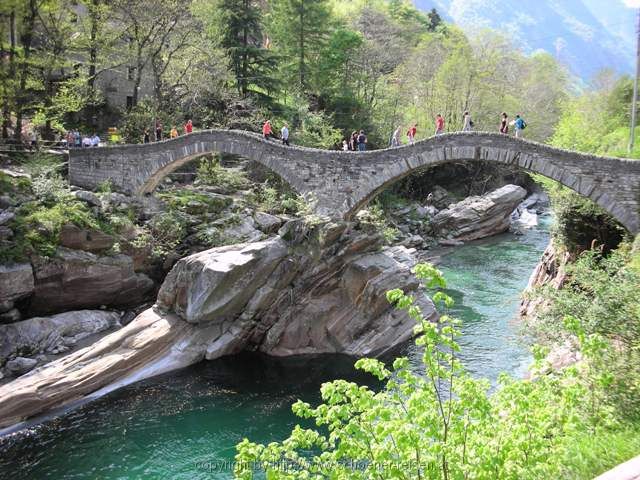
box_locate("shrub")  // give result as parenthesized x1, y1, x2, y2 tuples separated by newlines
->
(235, 263, 636, 480)
(197, 156, 250, 191)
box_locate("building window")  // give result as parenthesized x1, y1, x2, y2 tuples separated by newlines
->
(127, 66, 136, 81)
(126, 96, 135, 110)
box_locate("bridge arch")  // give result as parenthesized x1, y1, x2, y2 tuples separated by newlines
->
(68, 130, 640, 234)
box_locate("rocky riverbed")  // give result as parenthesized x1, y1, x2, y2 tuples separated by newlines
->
(0, 155, 549, 430)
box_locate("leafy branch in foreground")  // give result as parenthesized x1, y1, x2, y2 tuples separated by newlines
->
(235, 263, 623, 479)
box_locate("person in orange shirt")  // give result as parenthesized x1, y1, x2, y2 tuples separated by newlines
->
(262, 120, 273, 140)
(170, 126, 179, 139)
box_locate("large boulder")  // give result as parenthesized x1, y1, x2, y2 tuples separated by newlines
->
(0, 310, 121, 366)
(59, 224, 115, 252)
(258, 244, 437, 357)
(157, 237, 289, 324)
(28, 248, 154, 315)
(431, 184, 527, 242)
(0, 263, 34, 304)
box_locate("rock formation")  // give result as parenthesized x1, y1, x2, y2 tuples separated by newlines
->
(0, 219, 437, 430)
(431, 185, 527, 242)
(28, 248, 154, 316)
(519, 241, 572, 321)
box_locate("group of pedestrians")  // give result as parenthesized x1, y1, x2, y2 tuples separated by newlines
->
(65, 130, 101, 148)
(145, 119, 193, 143)
(383, 111, 527, 149)
(343, 130, 369, 151)
(262, 120, 290, 146)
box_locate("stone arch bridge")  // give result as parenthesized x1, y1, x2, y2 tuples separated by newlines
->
(68, 130, 640, 234)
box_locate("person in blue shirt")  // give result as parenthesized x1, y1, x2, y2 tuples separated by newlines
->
(513, 114, 527, 138)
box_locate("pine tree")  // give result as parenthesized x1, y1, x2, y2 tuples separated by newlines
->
(214, 0, 277, 98)
(267, 0, 332, 93)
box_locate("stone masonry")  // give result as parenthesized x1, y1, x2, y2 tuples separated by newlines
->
(68, 130, 640, 234)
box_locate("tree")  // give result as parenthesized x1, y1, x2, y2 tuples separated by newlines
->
(267, 0, 332, 94)
(195, 0, 277, 100)
(234, 263, 619, 479)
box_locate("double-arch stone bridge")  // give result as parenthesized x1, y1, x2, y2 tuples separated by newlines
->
(68, 129, 640, 234)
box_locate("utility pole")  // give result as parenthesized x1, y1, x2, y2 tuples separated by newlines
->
(629, 8, 640, 154)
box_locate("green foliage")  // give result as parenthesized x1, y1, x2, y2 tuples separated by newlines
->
(551, 74, 640, 158)
(293, 108, 343, 149)
(531, 245, 640, 420)
(158, 188, 233, 217)
(533, 176, 626, 253)
(355, 203, 399, 244)
(196, 0, 278, 99)
(235, 263, 633, 480)
(196, 156, 251, 191)
(249, 181, 309, 216)
(132, 211, 187, 260)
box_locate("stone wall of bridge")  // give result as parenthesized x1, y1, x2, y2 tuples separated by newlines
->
(68, 130, 640, 234)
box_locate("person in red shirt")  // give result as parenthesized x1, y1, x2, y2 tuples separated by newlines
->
(184, 119, 193, 134)
(435, 114, 445, 135)
(262, 120, 273, 140)
(407, 124, 417, 145)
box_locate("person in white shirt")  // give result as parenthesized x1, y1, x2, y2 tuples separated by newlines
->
(82, 135, 92, 147)
(281, 123, 289, 146)
(91, 134, 101, 147)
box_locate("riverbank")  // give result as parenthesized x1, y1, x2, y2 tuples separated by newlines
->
(0, 220, 552, 478)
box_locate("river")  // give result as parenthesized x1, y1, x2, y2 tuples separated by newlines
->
(0, 216, 551, 480)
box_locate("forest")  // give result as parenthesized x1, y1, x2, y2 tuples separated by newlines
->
(1, 0, 614, 150)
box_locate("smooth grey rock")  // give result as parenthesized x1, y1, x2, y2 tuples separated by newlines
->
(253, 212, 283, 234)
(5, 357, 37, 376)
(157, 237, 288, 324)
(431, 185, 527, 242)
(223, 216, 263, 243)
(73, 190, 101, 207)
(0, 196, 14, 209)
(0, 263, 34, 303)
(402, 234, 424, 248)
(0, 310, 121, 365)
(0, 210, 15, 226)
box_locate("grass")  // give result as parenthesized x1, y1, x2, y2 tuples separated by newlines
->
(561, 424, 640, 479)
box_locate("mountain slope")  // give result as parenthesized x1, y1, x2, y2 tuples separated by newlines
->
(413, 0, 635, 80)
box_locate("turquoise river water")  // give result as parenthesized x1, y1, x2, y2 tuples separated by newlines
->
(0, 217, 551, 480)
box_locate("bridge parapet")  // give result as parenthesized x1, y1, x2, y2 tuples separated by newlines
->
(68, 130, 640, 234)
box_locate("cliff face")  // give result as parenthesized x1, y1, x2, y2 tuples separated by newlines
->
(0, 220, 437, 430)
(519, 240, 572, 322)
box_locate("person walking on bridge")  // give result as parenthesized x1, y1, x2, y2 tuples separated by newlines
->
(143, 129, 150, 144)
(462, 111, 473, 132)
(435, 114, 445, 135)
(500, 112, 509, 134)
(155, 121, 163, 141)
(407, 124, 417, 145)
(391, 126, 402, 147)
(512, 114, 526, 138)
(350, 131, 358, 151)
(184, 119, 193, 134)
(281, 123, 290, 146)
(262, 120, 273, 140)
(170, 126, 179, 139)
(357, 130, 367, 151)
